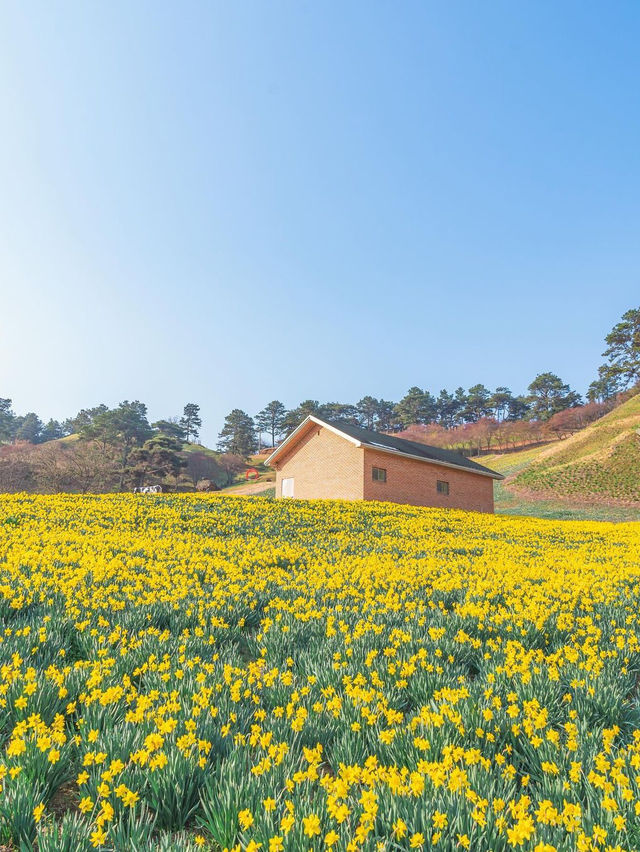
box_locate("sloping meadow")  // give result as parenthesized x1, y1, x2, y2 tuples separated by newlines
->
(1, 494, 640, 851)
(515, 393, 640, 503)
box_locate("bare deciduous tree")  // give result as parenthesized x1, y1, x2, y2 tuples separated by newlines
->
(0, 443, 35, 492)
(185, 452, 223, 488)
(218, 453, 245, 486)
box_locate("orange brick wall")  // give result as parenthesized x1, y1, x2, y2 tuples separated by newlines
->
(363, 448, 495, 512)
(274, 424, 364, 500)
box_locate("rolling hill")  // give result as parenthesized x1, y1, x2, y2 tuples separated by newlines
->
(483, 391, 640, 521)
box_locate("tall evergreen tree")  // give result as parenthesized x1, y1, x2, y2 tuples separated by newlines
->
(322, 403, 359, 424)
(217, 409, 257, 456)
(489, 387, 513, 422)
(453, 388, 468, 425)
(587, 366, 619, 403)
(599, 307, 640, 389)
(14, 413, 44, 443)
(356, 396, 380, 430)
(0, 398, 15, 443)
(462, 385, 492, 423)
(40, 419, 65, 442)
(375, 400, 396, 431)
(153, 418, 187, 442)
(77, 400, 153, 489)
(255, 401, 287, 448)
(180, 403, 202, 443)
(64, 405, 109, 437)
(394, 387, 437, 428)
(436, 389, 457, 428)
(110, 400, 154, 483)
(282, 400, 324, 433)
(527, 373, 581, 421)
(127, 435, 186, 486)
(507, 395, 531, 421)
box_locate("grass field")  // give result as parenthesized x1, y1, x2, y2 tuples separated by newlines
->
(1, 494, 640, 851)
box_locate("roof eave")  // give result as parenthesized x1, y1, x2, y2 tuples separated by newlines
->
(266, 416, 504, 480)
(360, 442, 505, 479)
(265, 416, 363, 467)
(264, 416, 312, 467)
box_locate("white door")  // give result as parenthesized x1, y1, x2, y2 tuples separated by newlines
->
(281, 477, 294, 498)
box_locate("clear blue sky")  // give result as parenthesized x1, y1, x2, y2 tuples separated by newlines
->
(1, 2, 638, 445)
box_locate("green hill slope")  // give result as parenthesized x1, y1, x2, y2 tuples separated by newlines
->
(513, 392, 640, 502)
(482, 393, 640, 519)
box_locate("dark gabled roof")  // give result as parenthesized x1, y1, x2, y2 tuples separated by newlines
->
(329, 419, 504, 478)
(267, 416, 503, 479)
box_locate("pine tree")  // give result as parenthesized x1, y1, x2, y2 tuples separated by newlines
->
(356, 396, 380, 430)
(14, 413, 44, 443)
(282, 400, 323, 433)
(489, 387, 514, 422)
(599, 307, 640, 389)
(527, 374, 581, 421)
(462, 385, 492, 423)
(255, 401, 287, 448)
(0, 398, 16, 443)
(153, 419, 187, 442)
(180, 403, 202, 443)
(393, 388, 437, 428)
(217, 409, 257, 457)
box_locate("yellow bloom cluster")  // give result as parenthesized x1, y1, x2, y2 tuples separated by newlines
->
(1, 494, 640, 851)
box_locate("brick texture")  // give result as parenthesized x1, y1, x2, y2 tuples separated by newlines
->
(362, 448, 494, 512)
(273, 423, 495, 512)
(274, 423, 364, 500)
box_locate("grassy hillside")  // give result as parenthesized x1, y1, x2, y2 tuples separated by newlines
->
(180, 441, 221, 460)
(514, 392, 640, 501)
(483, 393, 640, 521)
(484, 446, 640, 522)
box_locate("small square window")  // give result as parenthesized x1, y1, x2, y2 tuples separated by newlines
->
(437, 480, 450, 495)
(372, 467, 387, 482)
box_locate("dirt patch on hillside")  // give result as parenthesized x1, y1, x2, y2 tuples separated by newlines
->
(216, 482, 275, 496)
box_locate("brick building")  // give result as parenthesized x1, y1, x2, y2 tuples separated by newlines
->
(266, 416, 503, 512)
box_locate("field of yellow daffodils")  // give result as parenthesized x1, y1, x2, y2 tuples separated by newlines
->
(1, 495, 640, 851)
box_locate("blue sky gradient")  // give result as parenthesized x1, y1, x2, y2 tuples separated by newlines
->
(1, 2, 638, 444)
